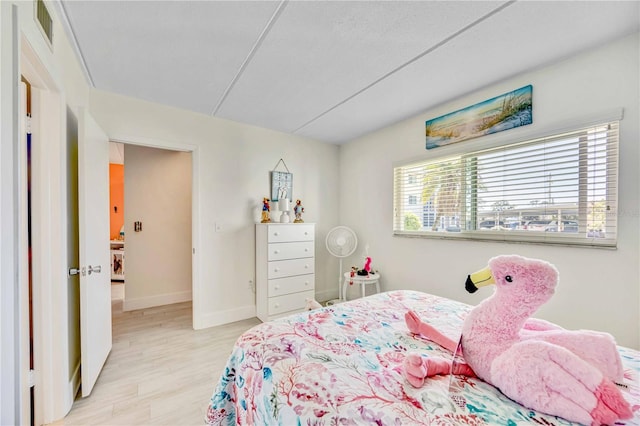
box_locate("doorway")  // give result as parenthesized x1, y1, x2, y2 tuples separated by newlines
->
(108, 142, 193, 314)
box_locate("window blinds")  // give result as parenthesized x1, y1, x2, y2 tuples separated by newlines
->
(393, 121, 619, 247)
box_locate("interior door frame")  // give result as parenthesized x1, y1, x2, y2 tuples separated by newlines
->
(20, 32, 73, 424)
(109, 136, 200, 328)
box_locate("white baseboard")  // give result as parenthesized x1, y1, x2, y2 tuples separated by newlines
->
(55, 361, 80, 422)
(123, 290, 192, 311)
(68, 362, 81, 404)
(191, 290, 338, 331)
(193, 304, 256, 330)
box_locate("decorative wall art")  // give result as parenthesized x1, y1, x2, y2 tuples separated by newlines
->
(270, 159, 293, 202)
(425, 85, 533, 150)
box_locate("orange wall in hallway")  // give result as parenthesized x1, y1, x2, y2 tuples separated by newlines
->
(110, 163, 124, 240)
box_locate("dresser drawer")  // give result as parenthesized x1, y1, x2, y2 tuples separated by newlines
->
(267, 224, 314, 243)
(268, 289, 315, 316)
(267, 258, 314, 279)
(268, 274, 315, 297)
(268, 241, 314, 261)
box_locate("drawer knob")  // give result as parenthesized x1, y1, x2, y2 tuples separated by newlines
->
(304, 232, 308, 235)
(304, 264, 309, 269)
(275, 285, 280, 290)
(274, 232, 279, 236)
(304, 248, 308, 252)
(304, 281, 309, 286)
(274, 268, 280, 272)
(274, 250, 280, 254)
(274, 303, 280, 308)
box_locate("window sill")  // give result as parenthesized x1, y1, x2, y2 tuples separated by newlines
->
(392, 230, 617, 249)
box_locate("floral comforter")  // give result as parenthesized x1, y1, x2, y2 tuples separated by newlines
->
(206, 290, 640, 425)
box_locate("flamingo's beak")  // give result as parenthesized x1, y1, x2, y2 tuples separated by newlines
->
(465, 266, 495, 293)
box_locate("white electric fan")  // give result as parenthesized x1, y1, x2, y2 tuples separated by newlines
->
(325, 226, 358, 304)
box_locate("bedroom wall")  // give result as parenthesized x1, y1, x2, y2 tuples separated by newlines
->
(88, 90, 341, 327)
(338, 32, 640, 350)
(123, 145, 192, 310)
(0, 4, 19, 423)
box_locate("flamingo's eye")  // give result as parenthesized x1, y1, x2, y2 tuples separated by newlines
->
(505, 275, 513, 283)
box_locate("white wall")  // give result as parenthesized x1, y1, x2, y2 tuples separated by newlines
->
(88, 90, 341, 328)
(0, 3, 20, 424)
(338, 33, 640, 349)
(123, 145, 192, 310)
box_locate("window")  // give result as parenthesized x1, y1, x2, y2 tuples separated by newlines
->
(393, 121, 619, 247)
(408, 195, 418, 205)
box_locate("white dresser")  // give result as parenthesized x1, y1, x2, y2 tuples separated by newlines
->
(256, 223, 315, 322)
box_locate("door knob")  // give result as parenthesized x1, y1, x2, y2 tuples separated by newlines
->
(88, 265, 102, 275)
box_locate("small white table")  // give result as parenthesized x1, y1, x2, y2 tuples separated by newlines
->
(342, 272, 381, 301)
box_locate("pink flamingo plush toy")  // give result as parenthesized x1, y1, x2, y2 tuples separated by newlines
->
(404, 255, 632, 425)
(363, 257, 372, 274)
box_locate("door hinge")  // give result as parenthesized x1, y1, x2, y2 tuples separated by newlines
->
(26, 113, 32, 134)
(28, 369, 35, 388)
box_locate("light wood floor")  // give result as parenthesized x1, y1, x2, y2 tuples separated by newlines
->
(50, 287, 261, 425)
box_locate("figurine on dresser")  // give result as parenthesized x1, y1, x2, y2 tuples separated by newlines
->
(293, 199, 304, 223)
(261, 197, 271, 223)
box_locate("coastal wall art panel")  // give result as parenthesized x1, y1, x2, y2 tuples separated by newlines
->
(425, 85, 532, 149)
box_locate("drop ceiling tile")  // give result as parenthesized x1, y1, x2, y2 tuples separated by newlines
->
(215, 1, 506, 133)
(296, 0, 640, 144)
(62, 0, 281, 114)
(60, 0, 638, 144)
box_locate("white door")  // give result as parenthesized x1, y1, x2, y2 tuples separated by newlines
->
(77, 108, 111, 396)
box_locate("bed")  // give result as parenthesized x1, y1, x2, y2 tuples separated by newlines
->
(205, 290, 639, 425)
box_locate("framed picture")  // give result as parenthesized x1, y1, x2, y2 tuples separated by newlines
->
(271, 171, 293, 202)
(426, 85, 532, 149)
(110, 249, 125, 281)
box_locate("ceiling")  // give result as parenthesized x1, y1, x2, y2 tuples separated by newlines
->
(56, 1, 639, 145)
